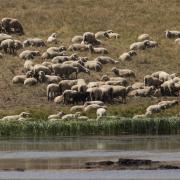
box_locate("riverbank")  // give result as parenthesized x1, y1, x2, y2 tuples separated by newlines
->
(0, 117, 180, 136)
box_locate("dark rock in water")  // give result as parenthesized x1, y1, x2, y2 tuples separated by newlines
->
(118, 158, 152, 166)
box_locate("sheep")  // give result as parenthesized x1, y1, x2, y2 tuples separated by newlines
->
(59, 79, 78, 93)
(62, 89, 77, 104)
(2, 18, 24, 35)
(151, 71, 171, 82)
(19, 50, 40, 60)
(70, 105, 85, 112)
(23, 38, 46, 47)
(0, 33, 12, 42)
(119, 50, 137, 61)
(86, 87, 103, 101)
(146, 40, 158, 48)
(94, 56, 118, 64)
(71, 35, 83, 43)
(68, 43, 90, 51)
(47, 33, 58, 44)
(89, 45, 108, 54)
(42, 51, 67, 60)
(0, 39, 16, 54)
(165, 30, 180, 38)
(95, 31, 110, 39)
(158, 100, 178, 109)
(145, 104, 162, 116)
(51, 53, 78, 63)
(82, 32, 99, 45)
(24, 60, 34, 71)
(87, 81, 105, 88)
(130, 40, 149, 50)
(54, 95, 64, 104)
(160, 79, 176, 96)
(12, 75, 26, 84)
(34, 64, 52, 76)
(48, 112, 65, 120)
(0, 52, 3, 58)
(112, 67, 135, 79)
(24, 78, 37, 86)
(128, 86, 154, 97)
(41, 61, 53, 69)
(85, 61, 102, 72)
(14, 39, 23, 50)
(47, 83, 60, 101)
(175, 38, 180, 45)
(107, 32, 120, 39)
(99, 85, 113, 103)
(137, 34, 151, 41)
(96, 108, 107, 120)
(84, 101, 104, 107)
(144, 75, 163, 88)
(47, 46, 66, 54)
(133, 114, 147, 119)
(52, 64, 78, 79)
(131, 82, 145, 90)
(61, 112, 80, 120)
(84, 104, 106, 113)
(38, 71, 61, 84)
(101, 75, 128, 86)
(2, 112, 30, 121)
(173, 77, 180, 83)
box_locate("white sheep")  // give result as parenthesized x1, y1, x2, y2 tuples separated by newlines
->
(71, 35, 83, 43)
(24, 78, 37, 86)
(165, 30, 180, 38)
(2, 112, 30, 121)
(94, 56, 118, 64)
(96, 108, 107, 120)
(48, 112, 64, 120)
(137, 34, 151, 41)
(107, 32, 120, 39)
(119, 50, 137, 61)
(89, 45, 108, 54)
(12, 75, 26, 84)
(47, 83, 60, 101)
(54, 95, 64, 104)
(47, 33, 58, 44)
(112, 67, 135, 79)
(61, 112, 80, 120)
(130, 40, 149, 50)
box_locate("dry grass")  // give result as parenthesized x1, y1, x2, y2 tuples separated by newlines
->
(0, 0, 180, 118)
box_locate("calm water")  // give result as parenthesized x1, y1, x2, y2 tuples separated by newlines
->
(0, 135, 180, 179)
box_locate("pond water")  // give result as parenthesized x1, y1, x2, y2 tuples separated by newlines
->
(0, 135, 180, 179)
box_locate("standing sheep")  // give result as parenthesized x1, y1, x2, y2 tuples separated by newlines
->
(47, 83, 60, 101)
(96, 108, 107, 120)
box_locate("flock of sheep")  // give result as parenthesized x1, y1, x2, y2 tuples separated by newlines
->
(0, 17, 180, 121)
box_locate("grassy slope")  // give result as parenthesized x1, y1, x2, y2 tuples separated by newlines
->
(0, 0, 180, 118)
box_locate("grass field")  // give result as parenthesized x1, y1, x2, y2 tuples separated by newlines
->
(0, 0, 180, 119)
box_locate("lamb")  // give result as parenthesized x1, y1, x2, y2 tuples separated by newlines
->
(130, 40, 149, 50)
(38, 71, 61, 84)
(165, 30, 180, 38)
(68, 43, 90, 51)
(52, 64, 78, 79)
(24, 78, 37, 86)
(96, 108, 107, 120)
(71, 35, 83, 43)
(137, 34, 151, 41)
(19, 50, 40, 60)
(48, 112, 65, 120)
(2, 112, 30, 121)
(85, 61, 103, 72)
(23, 38, 46, 47)
(12, 75, 26, 84)
(89, 45, 108, 54)
(47, 33, 58, 44)
(94, 56, 118, 64)
(54, 95, 64, 104)
(112, 67, 135, 79)
(47, 83, 60, 101)
(119, 50, 137, 61)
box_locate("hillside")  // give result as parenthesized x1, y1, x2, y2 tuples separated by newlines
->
(0, 0, 180, 118)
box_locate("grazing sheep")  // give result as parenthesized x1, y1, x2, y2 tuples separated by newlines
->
(34, 64, 51, 76)
(54, 95, 64, 104)
(112, 67, 135, 79)
(85, 61, 102, 72)
(95, 31, 110, 39)
(61, 112, 80, 121)
(12, 75, 26, 84)
(94, 56, 118, 64)
(59, 79, 78, 93)
(0, 39, 16, 54)
(165, 30, 180, 38)
(175, 38, 180, 45)
(128, 86, 154, 97)
(151, 71, 171, 82)
(96, 108, 107, 120)
(14, 39, 23, 50)
(84, 101, 104, 107)
(47, 83, 60, 101)
(48, 112, 65, 120)
(71, 35, 83, 43)
(101, 75, 128, 86)
(38, 71, 61, 84)
(160, 79, 176, 96)
(52, 64, 78, 79)
(70, 105, 84, 112)
(158, 100, 178, 109)
(89, 45, 108, 54)
(137, 34, 151, 41)
(86, 87, 103, 101)
(24, 60, 34, 71)
(19, 50, 40, 60)
(24, 78, 37, 86)
(0, 33, 12, 42)
(82, 32, 99, 45)
(84, 104, 106, 113)
(2, 112, 30, 121)
(2, 18, 24, 35)
(131, 82, 145, 90)
(47, 33, 58, 44)
(68, 43, 90, 51)
(107, 32, 120, 39)
(119, 50, 137, 61)
(23, 38, 46, 47)
(130, 40, 149, 50)
(144, 75, 163, 88)
(87, 81, 105, 88)
(51, 53, 78, 63)
(145, 104, 162, 116)
(146, 40, 158, 48)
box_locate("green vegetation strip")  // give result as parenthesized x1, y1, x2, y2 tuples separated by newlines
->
(0, 117, 180, 136)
